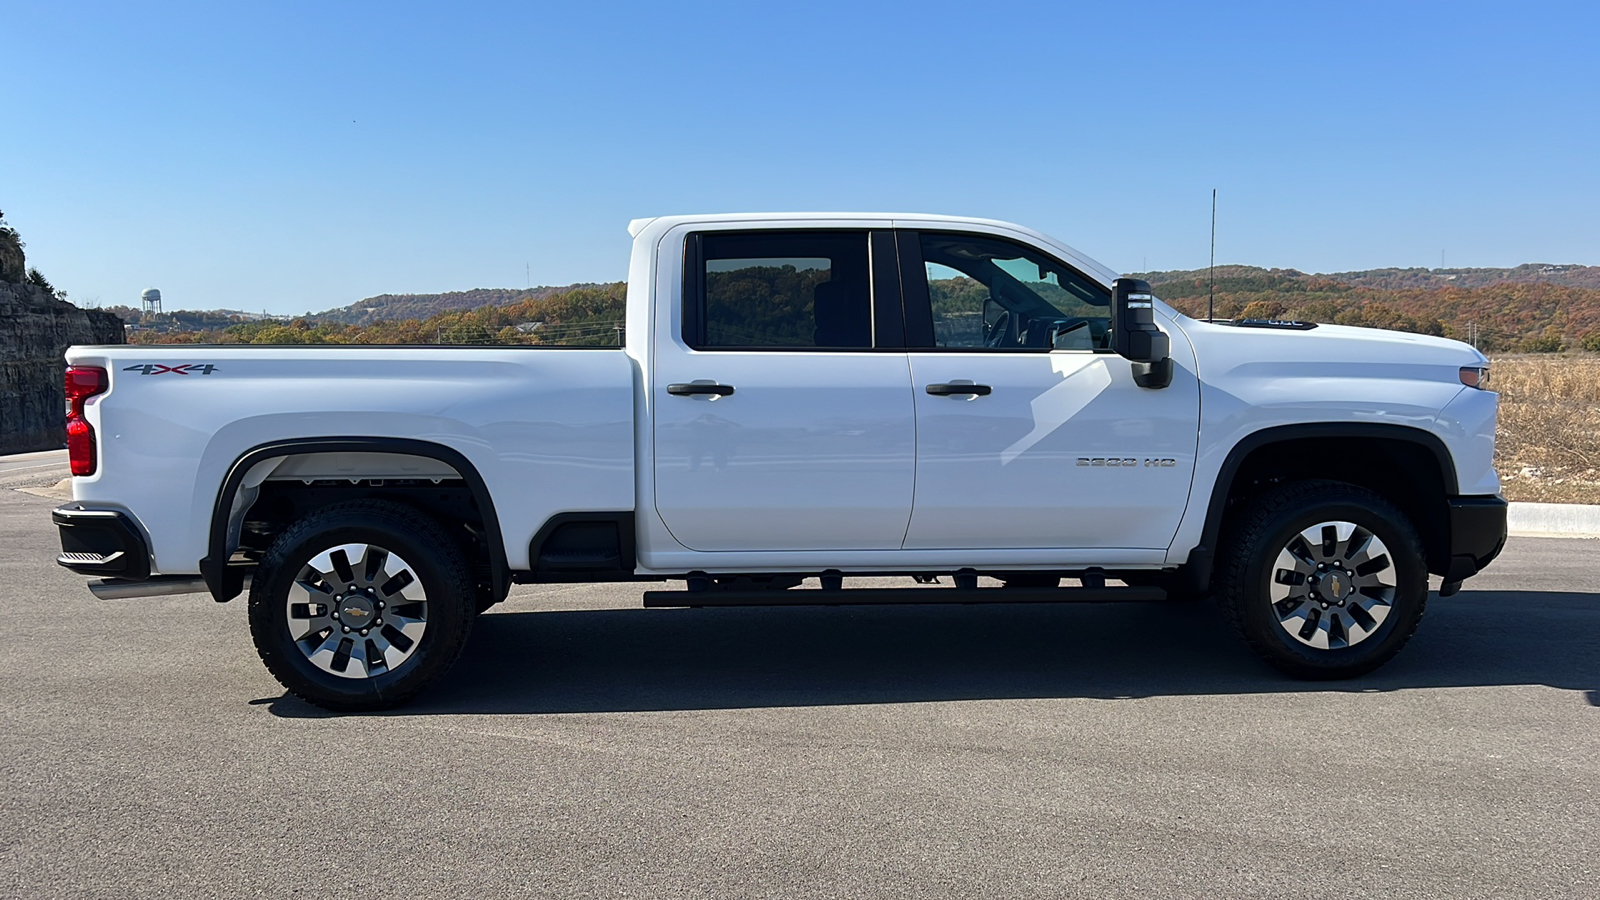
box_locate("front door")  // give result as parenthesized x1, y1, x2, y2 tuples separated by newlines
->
(897, 229, 1200, 551)
(652, 228, 917, 552)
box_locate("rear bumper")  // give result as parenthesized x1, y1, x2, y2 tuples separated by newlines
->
(1443, 495, 1508, 582)
(53, 506, 151, 581)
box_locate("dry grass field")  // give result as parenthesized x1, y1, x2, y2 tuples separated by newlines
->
(1492, 355, 1600, 503)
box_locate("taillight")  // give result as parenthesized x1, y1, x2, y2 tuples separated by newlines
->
(64, 366, 108, 476)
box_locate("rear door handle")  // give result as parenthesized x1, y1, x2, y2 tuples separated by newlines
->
(667, 382, 735, 396)
(926, 383, 992, 396)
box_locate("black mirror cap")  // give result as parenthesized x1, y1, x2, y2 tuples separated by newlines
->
(1132, 357, 1174, 389)
(1113, 276, 1153, 299)
(1112, 277, 1166, 362)
(1120, 328, 1169, 363)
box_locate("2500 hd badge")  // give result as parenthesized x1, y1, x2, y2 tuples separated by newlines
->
(1077, 457, 1177, 467)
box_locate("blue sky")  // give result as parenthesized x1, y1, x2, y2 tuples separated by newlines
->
(4, 0, 1597, 314)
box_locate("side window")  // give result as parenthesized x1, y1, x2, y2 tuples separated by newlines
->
(917, 232, 1111, 351)
(688, 231, 873, 349)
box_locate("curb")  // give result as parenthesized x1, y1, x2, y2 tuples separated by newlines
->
(1507, 502, 1600, 538)
(14, 477, 73, 501)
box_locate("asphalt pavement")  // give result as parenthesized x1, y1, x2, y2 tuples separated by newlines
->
(0, 448, 66, 477)
(1, 468, 1595, 898)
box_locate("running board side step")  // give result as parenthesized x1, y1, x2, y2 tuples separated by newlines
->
(642, 585, 1166, 608)
(89, 576, 213, 600)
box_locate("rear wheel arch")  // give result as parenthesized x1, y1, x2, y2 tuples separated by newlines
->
(202, 438, 509, 603)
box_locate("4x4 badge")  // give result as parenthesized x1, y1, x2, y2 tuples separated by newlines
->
(122, 364, 219, 376)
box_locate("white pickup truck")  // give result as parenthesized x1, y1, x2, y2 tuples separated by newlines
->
(54, 213, 1507, 710)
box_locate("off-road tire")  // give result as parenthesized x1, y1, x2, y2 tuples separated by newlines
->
(1216, 479, 1428, 679)
(248, 500, 476, 711)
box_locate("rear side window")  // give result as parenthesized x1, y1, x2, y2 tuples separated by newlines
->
(686, 231, 873, 349)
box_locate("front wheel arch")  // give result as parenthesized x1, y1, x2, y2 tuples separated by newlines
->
(1191, 424, 1458, 590)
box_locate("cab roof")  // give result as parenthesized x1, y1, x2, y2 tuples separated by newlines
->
(626, 212, 1120, 286)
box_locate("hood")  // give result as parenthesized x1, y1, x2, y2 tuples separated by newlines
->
(1271, 321, 1487, 361)
(1169, 311, 1490, 398)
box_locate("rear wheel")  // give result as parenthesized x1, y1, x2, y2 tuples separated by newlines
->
(248, 500, 476, 711)
(1216, 480, 1428, 679)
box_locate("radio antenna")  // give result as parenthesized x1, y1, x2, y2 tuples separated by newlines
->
(1209, 188, 1217, 322)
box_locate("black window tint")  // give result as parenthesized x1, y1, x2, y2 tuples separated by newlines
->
(694, 231, 872, 349)
(918, 232, 1110, 351)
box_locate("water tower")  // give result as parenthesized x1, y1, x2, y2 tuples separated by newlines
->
(141, 288, 162, 316)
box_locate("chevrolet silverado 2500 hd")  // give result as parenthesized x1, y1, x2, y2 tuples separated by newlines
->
(53, 213, 1507, 710)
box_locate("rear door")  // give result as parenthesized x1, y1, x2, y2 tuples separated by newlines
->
(897, 229, 1200, 551)
(651, 228, 917, 552)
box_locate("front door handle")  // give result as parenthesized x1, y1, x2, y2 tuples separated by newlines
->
(926, 383, 992, 396)
(667, 382, 735, 396)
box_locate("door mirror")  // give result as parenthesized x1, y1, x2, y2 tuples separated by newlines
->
(1111, 277, 1172, 389)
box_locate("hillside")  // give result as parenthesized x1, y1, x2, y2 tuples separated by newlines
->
(1139, 263, 1600, 292)
(124, 259, 1600, 354)
(1136, 265, 1600, 352)
(1326, 263, 1600, 291)
(315, 284, 612, 325)
(0, 209, 126, 453)
(105, 306, 267, 332)
(134, 283, 629, 346)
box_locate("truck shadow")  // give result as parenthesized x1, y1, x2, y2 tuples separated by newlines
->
(265, 589, 1600, 716)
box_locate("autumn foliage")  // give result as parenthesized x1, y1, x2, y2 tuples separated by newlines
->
(126, 263, 1600, 354)
(1144, 265, 1600, 353)
(131, 284, 628, 347)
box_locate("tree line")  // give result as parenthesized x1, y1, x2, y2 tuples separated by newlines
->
(130, 270, 1600, 353)
(132, 284, 629, 346)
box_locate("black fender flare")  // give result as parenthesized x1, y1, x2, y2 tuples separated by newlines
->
(1183, 422, 1458, 590)
(200, 437, 509, 603)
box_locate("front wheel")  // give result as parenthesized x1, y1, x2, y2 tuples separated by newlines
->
(1216, 480, 1428, 679)
(248, 500, 476, 711)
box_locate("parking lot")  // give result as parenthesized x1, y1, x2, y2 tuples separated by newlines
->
(2, 466, 1595, 899)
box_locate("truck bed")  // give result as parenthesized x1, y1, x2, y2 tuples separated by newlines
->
(63, 344, 637, 573)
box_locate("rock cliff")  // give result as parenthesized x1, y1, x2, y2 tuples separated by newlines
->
(1, 282, 125, 454)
